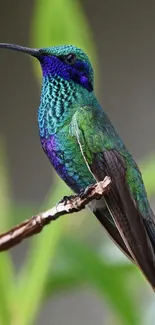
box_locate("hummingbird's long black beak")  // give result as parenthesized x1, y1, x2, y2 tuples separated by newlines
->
(0, 43, 40, 57)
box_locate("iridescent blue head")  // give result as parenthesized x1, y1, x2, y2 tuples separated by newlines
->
(0, 43, 94, 92)
(0, 43, 95, 137)
(38, 45, 94, 92)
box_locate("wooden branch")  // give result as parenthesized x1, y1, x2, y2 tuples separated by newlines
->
(0, 177, 111, 252)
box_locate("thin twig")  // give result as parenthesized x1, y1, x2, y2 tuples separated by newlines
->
(0, 177, 111, 252)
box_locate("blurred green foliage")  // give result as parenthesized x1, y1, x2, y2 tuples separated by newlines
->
(0, 1, 155, 325)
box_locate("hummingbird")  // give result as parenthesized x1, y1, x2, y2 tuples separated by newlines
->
(0, 42, 155, 289)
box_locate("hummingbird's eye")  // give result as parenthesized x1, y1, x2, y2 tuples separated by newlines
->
(65, 53, 76, 65)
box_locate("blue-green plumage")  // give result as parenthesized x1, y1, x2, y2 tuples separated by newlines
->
(0, 42, 155, 289)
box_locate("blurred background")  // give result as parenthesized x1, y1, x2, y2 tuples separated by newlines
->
(0, 1, 155, 324)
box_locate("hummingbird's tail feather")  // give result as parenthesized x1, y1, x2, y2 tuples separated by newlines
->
(91, 204, 134, 262)
(106, 184, 155, 290)
(89, 149, 155, 290)
(102, 149, 155, 290)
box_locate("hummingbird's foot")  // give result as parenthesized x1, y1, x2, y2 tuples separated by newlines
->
(58, 194, 76, 206)
(80, 184, 93, 198)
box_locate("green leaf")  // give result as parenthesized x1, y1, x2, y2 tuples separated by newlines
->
(140, 154, 155, 198)
(0, 254, 14, 325)
(43, 245, 135, 300)
(9, 203, 38, 226)
(30, 0, 98, 84)
(17, 176, 69, 325)
(43, 269, 84, 299)
(0, 139, 15, 324)
(63, 238, 140, 325)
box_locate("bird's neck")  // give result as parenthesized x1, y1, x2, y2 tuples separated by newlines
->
(38, 75, 96, 138)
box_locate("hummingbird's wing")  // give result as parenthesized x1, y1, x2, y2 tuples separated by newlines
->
(69, 107, 134, 262)
(70, 106, 155, 290)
